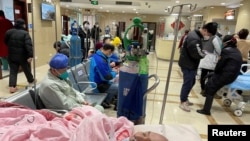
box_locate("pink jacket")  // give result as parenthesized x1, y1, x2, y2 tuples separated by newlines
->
(0, 106, 134, 141)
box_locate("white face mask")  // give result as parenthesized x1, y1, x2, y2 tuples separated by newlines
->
(96, 24, 99, 27)
(204, 36, 210, 40)
(149, 30, 154, 34)
(84, 24, 89, 29)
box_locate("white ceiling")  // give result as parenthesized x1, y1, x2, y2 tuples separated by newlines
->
(60, 0, 244, 15)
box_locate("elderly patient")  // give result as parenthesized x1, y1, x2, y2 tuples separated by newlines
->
(39, 53, 103, 111)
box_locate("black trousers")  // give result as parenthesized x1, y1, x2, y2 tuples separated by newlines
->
(8, 59, 34, 87)
(200, 68, 213, 90)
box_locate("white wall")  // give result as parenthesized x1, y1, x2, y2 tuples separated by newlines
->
(164, 15, 191, 39)
(0, 0, 14, 21)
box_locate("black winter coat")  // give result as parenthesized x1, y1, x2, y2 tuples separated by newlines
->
(205, 46, 242, 96)
(178, 29, 205, 70)
(4, 26, 33, 62)
(91, 26, 101, 40)
(78, 27, 91, 50)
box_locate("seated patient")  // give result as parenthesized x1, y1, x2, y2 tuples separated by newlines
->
(39, 53, 103, 111)
(53, 41, 70, 57)
(197, 35, 242, 115)
(89, 43, 119, 108)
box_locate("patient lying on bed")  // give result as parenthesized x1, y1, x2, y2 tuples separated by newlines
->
(0, 101, 168, 141)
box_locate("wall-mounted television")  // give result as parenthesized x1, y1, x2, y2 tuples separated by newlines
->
(224, 9, 235, 20)
(41, 2, 55, 21)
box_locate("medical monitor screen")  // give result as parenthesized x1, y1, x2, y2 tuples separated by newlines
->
(41, 3, 55, 21)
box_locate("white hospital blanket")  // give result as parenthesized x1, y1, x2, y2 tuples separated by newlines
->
(134, 124, 202, 141)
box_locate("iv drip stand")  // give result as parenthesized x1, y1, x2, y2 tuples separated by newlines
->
(159, 3, 197, 124)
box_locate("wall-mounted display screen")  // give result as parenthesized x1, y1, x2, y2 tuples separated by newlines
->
(224, 9, 235, 20)
(41, 3, 55, 21)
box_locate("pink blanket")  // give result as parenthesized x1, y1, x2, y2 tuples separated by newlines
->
(0, 106, 134, 141)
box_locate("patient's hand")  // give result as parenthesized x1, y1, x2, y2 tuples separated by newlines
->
(113, 67, 119, 74)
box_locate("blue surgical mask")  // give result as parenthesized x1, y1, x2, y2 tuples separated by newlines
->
(58, 71, 69, 80)
(108, 54, 113, 58)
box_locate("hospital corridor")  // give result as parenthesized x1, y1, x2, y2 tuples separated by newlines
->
(1, 0, 250, 140)
(1, 52, 249, 141)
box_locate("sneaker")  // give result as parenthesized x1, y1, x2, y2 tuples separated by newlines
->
(28, 79, 37, 87)
(179, 102, 191, 112)
(187, 100, 194, 106)
(101, 102, 111, 109)
(9, 87, 18, 93)
(214, 94, 222, 99)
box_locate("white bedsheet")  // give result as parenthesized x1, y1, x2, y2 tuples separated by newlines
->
(134, 124, 202, 141)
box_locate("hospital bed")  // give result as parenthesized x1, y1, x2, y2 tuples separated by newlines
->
(134, 124, 202, 141)
(218, 64, 250, 117)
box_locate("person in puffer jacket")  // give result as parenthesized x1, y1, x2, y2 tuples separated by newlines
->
(197, 35, 242, 115)
(178, 22, 218, 112)
(4, 18, 35, 93)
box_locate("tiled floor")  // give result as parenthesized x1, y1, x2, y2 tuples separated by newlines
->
(0, 52, 249, 141)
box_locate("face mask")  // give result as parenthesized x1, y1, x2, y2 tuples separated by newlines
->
(96, 24, 99, 27)
(56, 71, 68, 80)
(204, 36, 210, 40)
(84, 24, 89, 29)
(108, 54, 112, 58)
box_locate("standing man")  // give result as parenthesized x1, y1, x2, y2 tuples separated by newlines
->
(4, 18, 35, 93)
(0, 10, 13, 70)
(178, 22, 218, 112)
(78, 21, 91, 59)
(91, 22, 102, 46)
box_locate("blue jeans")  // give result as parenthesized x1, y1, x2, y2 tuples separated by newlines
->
(105, 83, 118, 103)
(180, 68, 197, 102)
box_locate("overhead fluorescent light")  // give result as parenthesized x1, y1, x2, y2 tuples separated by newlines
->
(193, 14, 203, 17)
(171, 13, 178, 16)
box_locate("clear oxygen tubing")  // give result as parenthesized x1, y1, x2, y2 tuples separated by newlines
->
(159, 4, 197, 124)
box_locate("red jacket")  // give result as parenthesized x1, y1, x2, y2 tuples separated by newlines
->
(0, 16, 13, 57)
(178, 33, 188, 49)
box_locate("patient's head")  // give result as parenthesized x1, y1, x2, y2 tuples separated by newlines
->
(130, 131, 168, 141)
(49, 53, 69, 80)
